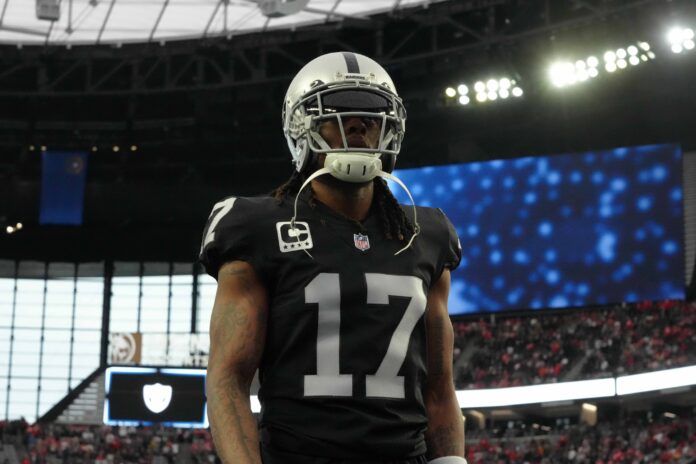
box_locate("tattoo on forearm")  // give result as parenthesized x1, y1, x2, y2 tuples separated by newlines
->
(208, 262, 266, 463)
(429, 317, 445, 376)
(209, 377, 254, 461)
(427, 424, 461, 458)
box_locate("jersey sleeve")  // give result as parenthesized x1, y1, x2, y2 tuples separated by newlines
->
(198, 196, 266, 280)
(437, 208, 462, 272)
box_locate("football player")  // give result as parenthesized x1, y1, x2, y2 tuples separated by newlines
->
(201, 52, 466, 464)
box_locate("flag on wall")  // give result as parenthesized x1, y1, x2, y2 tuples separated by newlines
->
(39, 151, 88, 225)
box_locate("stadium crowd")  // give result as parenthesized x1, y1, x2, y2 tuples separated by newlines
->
(0, 299, 693, 463)
(453, 300, 696, 389)
(2, 412, 694, 463)
(464, 414, 695, 463)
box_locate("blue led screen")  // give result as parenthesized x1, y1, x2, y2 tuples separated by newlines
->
(391, 144, 685, 314)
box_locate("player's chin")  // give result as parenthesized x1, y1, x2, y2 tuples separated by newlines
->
(315, 171, 374, 190)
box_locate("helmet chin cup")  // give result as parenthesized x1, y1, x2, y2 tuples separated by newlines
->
(324, 152, 382, 183)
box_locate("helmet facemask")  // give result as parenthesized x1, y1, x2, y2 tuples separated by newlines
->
(285, 80, 406, 182)
(282, 53, 418, 256)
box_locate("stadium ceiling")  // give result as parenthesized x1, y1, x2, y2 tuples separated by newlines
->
(0, 0, 449, 45)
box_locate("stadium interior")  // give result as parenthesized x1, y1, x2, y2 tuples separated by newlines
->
(1, 0, 695, 462)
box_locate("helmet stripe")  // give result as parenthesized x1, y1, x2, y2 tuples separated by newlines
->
(341, 52, 360, 73)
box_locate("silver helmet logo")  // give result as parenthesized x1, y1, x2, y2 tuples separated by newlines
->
(142, 383, 173, 414)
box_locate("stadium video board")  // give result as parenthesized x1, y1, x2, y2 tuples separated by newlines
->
(104, 367, 207, 428)
(391, 144, 685, 314)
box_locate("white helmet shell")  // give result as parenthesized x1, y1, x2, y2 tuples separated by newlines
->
(282, 52, 407, 176)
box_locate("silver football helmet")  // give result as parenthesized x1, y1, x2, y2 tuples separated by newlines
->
(284, 52, 419, 257)
(282, 52, 407, 183)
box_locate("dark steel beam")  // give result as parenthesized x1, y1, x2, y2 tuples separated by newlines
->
(149, 0, 170, 43)
(96, 0, 117, 45)
(0, 0, 9, 26)
(203, 0, 224, 39)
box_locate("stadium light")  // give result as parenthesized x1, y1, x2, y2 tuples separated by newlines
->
(551, 41, 655, 88)
(445, 77, 523, 107)
(667, 26, 695, 53)
(15, 223, 22, 230)
(6, 226, 14, 234)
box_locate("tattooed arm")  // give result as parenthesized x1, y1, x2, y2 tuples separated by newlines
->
(424, 269, 465, 460)
(207, 261, 269, 464)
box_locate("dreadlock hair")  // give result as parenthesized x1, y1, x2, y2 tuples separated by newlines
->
(271, 170, 415, 242)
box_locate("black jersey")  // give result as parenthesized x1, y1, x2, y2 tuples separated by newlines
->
(199, 191, 461, 460)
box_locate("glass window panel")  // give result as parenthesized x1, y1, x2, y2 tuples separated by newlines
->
(141, 333, 167, 365)
(45, 277, 76, 330)
(41, 360, 70, 378)
(10, 376, 38, 387)
(42, 330, 70, 377)
(172, 276, 192, 286)
(11, 364, 40, 378)
(10, 329, 40, 378)
(73, 309, 101, 330)
(70, 354, 99, 369)
(40, 378, 68, 393)
(112, 261, 143, 332)
(71, 343, 100, 363)
(74, 263, 103, 332)
(0, 377, 7, 418)
(110, 278, 139, 332)
(10, 390, 39, 403)
(169, 318, 190, 333)
(14, 279, 45, 328)
(70, 332, 100, 375)
(171, 276, 192, 333)
(11, 330, 40, 351)
(141, 297, 168, 328)
(43, 317, 71, 330)
(73, 330, 101, 344)
(139, 318, 164, 333)
(0, 328, 11, 370)
(39, 395, 64, 414)
(7, 402, 37, 422)
(43, 329, 71, 347)
(0, 277, 15, 320)
(70, 363, 97, 387)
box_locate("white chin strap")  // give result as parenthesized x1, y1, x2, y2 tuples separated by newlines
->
(290, 159, 420, 257)
(323, 152, 382, 183)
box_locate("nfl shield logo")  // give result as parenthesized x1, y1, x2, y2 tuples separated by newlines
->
(353, 233, 370, 251)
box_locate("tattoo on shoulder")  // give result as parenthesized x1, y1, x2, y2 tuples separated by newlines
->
(221, 262, 254, 291)
(222, 262, 249, 277)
